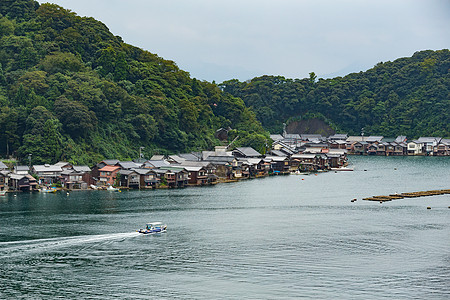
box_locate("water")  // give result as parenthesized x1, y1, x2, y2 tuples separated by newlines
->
(1, 156, 449, 299)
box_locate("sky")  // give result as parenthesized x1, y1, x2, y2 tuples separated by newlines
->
(38, 0, 450, 83)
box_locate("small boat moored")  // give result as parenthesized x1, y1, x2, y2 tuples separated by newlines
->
(0, 190, 6, 196)
(106, 185, 121, 192)
(138, 222, 167, 234)
(40, 187, 57, 193)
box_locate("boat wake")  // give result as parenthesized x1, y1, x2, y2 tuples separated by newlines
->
(0, 232, 139, 258)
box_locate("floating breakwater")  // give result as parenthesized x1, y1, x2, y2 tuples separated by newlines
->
(362, 189, 450, 202)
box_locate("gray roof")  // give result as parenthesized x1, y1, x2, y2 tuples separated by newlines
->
(233, 147, 261, 158)
(175, 161, 215, 169)
(366, 136, 384, 142)
(15, 165, 30, 171)
(283, 134, 301, 140)
(329, 133, 348, 140)
(102, 159, 120, 166)
(54, 161, 72, 168)
(168, 155, 186, 163)
(270, 134, 284, 141)
(150, 155, 165, 160)
(61, 169, 75, 175)
(117, 161, 142, 169)
(0, 161, 8, 169)
(73, 166, 91, 172)
(394, 136, 407, 143)
(418, 137, 441, 143)
(204, 156, 235, 164)
(120, 170, 137, 176)
(9, 173, 27, 180)
(144, 160, 170, 168)
(264, 156, 289, 162)
(301, 134, 324, 141)
(178, 153, 201, 161)
(270, 150, 288, 157)
(33, 165, 63, 172)
(133, 168, 154, 175)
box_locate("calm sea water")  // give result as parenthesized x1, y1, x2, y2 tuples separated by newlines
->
(1, 156, 449, 299)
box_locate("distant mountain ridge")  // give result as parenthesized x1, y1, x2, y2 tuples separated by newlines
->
(220, 49, 450, 138)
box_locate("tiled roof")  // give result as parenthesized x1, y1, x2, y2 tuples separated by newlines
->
(99, 165, 120, 172)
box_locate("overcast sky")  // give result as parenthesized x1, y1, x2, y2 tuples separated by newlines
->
(38, 0, 450, 83)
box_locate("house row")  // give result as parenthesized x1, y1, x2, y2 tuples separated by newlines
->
(271, 134, 450, 156)
(0, 142, 348, 191)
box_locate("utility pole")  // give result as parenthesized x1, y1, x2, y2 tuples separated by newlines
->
(139, 147, 145, 159)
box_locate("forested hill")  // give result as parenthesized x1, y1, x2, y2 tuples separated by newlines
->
(220, 50, 450, 138)
(0, 0, 269, 164)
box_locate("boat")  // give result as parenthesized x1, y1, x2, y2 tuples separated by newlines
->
(331, 167, 354, 171)
(106, 186, 121, 192)
(0, 190, 6, 196)
(40, 187, 57, 193)
(138, 222, 167, 234)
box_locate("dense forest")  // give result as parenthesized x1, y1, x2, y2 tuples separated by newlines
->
(0, 1, 448, 165)
(220, 50, 450, 137)
(0, 0, 269, 164)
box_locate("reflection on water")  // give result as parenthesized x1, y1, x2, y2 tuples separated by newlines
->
(0, 156, 449, 299)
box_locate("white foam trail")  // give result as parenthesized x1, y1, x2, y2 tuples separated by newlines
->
(0, 232, 140, 257)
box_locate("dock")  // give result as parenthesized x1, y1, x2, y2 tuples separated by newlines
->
(362, 189, 450, 202)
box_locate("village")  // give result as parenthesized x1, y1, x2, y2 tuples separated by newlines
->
(0, 133, 448, 193)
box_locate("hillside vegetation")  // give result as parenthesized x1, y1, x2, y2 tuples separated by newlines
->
(0, 0, 269, 164)
(220, 50, 450, 137)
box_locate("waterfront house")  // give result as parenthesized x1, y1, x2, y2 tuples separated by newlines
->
(203, 155, 236, 179)
(291, 154, 319, 172)
(158, 167, 189, 188)
(91, 160, 120, 183)
(434, 139, 450, 156)
(352, 141, 369, 155)
(119, 170, 141, 189)
(182, 166, 208, 185)
(407, 140, 423, 155)
(32, 164, 63, 184)
(264, 156, 290, 174)
(394, 142, 407, 156)
(136, 169, 160, 188)
(417, 137, 442, 155)
(176, 161, 218, 184)
(0, 170, 10, 191)
(329, 140, 347, 150)
(367, 144, 378, 155)
(8, 174, 37, 192)
(61, 168, 89, 190)
(98, 165, 120, 186)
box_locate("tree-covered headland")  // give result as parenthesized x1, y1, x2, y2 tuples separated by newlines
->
(0, 0, 269, 164)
